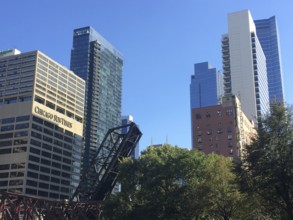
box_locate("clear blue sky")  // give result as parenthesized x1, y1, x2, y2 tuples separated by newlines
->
(1, 0, 293, 153)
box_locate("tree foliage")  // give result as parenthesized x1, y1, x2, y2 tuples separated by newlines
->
(235, 103, 293, 219)
(101, 145, 244, 220)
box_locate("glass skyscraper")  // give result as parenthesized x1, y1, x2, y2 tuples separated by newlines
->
(190, 62, 223, 109)
(70, 26, 123, 175)
(254, 16, 285, 103)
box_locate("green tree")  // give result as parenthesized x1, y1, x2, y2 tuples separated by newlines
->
(235, 103, 293, 219)
(102, 145, 245, 219)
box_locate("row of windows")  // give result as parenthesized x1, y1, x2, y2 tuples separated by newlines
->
(197, 135, 233, 143)
(34, 95, 83, 123)
(197, 127, 233, 136)
(0, 115, 30, 124)
(26, 179, 70, 193)
(195, 109, 234, 119)
(0, 163, 25, 170)
(26, 187, 69, 200)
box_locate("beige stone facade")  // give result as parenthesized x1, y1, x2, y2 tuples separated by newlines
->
(0, 50, 85, 200)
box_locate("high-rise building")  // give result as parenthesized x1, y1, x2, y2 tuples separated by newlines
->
(121, 115, 139, 159)
(190, 62, 223, 109)
(191, 95, 256, 161)
(70, 27, 123, 174)
(254, 16, 285, 103)
(222, 10, 269, 124)
(0, 50, 85, 200)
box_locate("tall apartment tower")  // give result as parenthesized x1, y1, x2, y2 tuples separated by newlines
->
(254, 16, 285, 103)
(121, 115, 139, 159)
(222, 10, 269, 124)
(0, 50, 85, 200)
(70, 27, 123, 174)
(190, 62, 223, 109)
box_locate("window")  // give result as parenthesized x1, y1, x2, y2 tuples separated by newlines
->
(2, 117, 15, 124)
(15, 123, 29, 130)
(226, 109, 233, 116)
(197, 137, 202, 143)
(206, 112, 211, 118)
(195, 113, 201, 119)
(217, 110, 222, 116)
(16, 115, 30, 122)
(228, 134, 232, 140)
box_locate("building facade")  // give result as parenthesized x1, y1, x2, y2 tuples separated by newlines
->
(0, 50, 85, 200)
(222, 10, 269, 124)
(190, 62, 223, 109)
(70, 26, 123, 174)
(254, 16, 285, 103)
(191, 95, 255, 161)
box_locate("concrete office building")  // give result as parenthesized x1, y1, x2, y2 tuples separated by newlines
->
(190, 62, 223, 109)
(121, 115, 139, 159)
(70, 26, 123, 175)
(255, 16, 285, 103)
(222, 10, 269, 124)
(0, 50, 85, 200)
(192, 95, 256, 161)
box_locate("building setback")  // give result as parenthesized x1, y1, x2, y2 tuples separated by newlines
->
(254, 16, 285, 103)
(70, 26, 123, 175)
(0, 50, 85, 200)
(222, 10, 269, 124)
(191, 95, 256, 161)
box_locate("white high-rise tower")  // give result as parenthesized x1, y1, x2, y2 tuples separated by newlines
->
(222, 10, 269, 124)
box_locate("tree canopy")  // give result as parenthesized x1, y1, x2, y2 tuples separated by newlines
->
(102, 145, 243, 220)
(235, 103, 293, 219)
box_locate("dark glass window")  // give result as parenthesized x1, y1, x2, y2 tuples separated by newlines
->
(0, 164, 9, 170)
(54, 139, 63, 147)
(32, 123, 43, 132)
(42, 151, 51, 158)
(50, 193, 59, 199)
(28, 163, 39, 171)
(2, 117, 15, 124)
(29, 155, 40, 163)
(50, 184, 59, 191)
(44, 121, 54, 129)
(0, 148, 11, 154)
(13, 146, 27, 153)
(16, 115, 30, 122)
(40, 174, 50, 181)
(55, 125, 63, 132)
(62, 172, 70, 178)
(65, 130, 73, 137)
(32, 116, 43, 125)
(38, 190, 48, 197)
(26, 188, 37, 195)
(63, 150, 72, 157)
(52, 154, 61, 161)
(44, 128, 53, 136)
(53, 147, 62, 154)
(31, 139, 42, 147)
(27, 171, 38, 179)
(62, 165, 70, 171)
(52, 162, 61, 169)
(0, 132, 13, 139)
(14, 130, 28, 138)
(26, 180, 38, 187)
(43, 135, 53, 143)
(11, 163, 25, 169)
(31, 131, 42, 140)
(64, 136, 72, 144)
(30, 147, 40, 155)
(15, 123, 29, 130)
(51, 176, 60, 183)
(0, 172, 9, 178)
(0, 181, 8, 187)
(51, 169, 61, 176)
(63, 158, 71, 164)
(42, 143, 52, 151)
(1, 125, 14, 132)
(61, 180, 70, 185)
(54, 132, 63, 140)
(9, 179, 23, 186)
(40, 166, 50, 173)
(61, 187, 69, 193)
(39, 182, 49, 189)
(41, 159, 51, 166)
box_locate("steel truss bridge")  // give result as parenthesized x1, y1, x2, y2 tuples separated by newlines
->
(0, 123, 142, 220)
